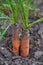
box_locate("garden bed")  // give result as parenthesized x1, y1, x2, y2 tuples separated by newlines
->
(0, 1, 43, 65)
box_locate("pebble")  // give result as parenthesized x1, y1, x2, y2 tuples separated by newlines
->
(0, 47, 12, 58)
(34, 51, 43, 59)
(38, 26, 43, 39)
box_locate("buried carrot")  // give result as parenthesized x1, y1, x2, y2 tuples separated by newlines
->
(20, 30, 30, 57)
(12, 25, 20, 55)
(12, 38, 20, 55)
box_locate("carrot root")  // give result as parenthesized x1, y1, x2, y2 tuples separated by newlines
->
(20, 39, 30, 57)
(12, 39, 20, 55)
(20, 30, 30, 57)
(12, 25, 20, 56)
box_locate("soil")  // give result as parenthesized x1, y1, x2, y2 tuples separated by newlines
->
(0, 1, 43, 65)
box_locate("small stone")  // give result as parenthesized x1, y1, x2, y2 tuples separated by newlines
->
(1, 47, 4, 50)
(0, 47, 12, 58)
(38, 26, 43, 39)
(34, 51, 43, 59)
(14, 60, 20, 65)
(4, 61, 8, 65)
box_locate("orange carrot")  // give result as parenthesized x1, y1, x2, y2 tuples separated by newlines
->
(12, 25, 20, 55)
(12, 38, 20, 55)
(20, 30, 30, 57)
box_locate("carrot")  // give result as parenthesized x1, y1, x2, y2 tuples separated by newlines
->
(12, 25, 20, 55)
(20, 30, 30, 57)
(12, 38, 20, 55)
